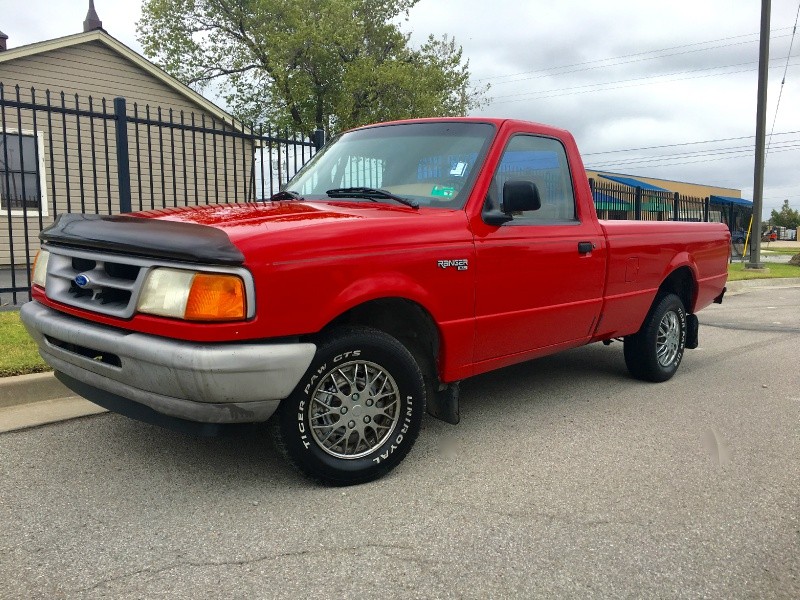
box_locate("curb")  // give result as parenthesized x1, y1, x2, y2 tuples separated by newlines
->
(0, 371, 107, 433)
(725, 277, 800, 294)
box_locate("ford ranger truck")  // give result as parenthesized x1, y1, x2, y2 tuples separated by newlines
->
(21, 118, 730, 485)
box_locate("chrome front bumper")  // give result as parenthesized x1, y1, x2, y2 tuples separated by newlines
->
(21, 301, 316, 424)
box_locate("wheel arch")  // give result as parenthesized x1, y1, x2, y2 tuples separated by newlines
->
(657, 265, 697, 313)
(321, 297, 443, 387)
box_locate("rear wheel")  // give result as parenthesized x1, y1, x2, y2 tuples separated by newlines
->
(272, 327, 425, 485)
(624, 293, 687, 382)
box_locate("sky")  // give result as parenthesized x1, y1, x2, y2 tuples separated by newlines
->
(1, 0, 799, 218)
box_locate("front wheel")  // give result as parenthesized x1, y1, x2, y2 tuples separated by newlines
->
(272, 327, 426, 485)
(624, 293, 687, 382)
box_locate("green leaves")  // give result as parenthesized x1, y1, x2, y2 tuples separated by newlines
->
(137, 0, 488, 135)
(769, 199, 800, 230)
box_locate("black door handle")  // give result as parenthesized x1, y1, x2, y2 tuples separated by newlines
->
(578, 241, 594, 254)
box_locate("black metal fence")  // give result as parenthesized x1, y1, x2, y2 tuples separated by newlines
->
(1, 82, 320, 306)
(589, 176, 752, 251)
(589, 178, 711, 222)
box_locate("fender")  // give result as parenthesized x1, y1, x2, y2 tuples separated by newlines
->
(316, 271, 442, 329)
(660, 251, 700, 311)
(309, 272, 475, 386)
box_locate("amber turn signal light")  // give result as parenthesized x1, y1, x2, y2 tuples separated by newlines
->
(184, 273, 246, 321)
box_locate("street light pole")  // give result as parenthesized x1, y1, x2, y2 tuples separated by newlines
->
(747, 0, 771, 270)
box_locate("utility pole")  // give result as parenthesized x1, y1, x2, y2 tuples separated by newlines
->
(747, 0, 771, 270)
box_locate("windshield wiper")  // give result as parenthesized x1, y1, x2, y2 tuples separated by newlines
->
(325, 187, 419, 209)
(270, 190, 303, 201)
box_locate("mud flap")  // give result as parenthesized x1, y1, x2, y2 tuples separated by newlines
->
(427, 382, 460, 425)
(686, 314, 699, 349)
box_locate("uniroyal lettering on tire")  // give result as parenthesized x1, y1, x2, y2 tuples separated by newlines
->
(273, 327, 425, 486)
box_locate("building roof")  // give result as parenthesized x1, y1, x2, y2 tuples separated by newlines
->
(710, 195, 753, 207)
(598, 174, 670, 192)
(0, 29, 236, 125)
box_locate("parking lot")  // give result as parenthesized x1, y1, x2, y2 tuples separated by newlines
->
(1, 285, 798, 599)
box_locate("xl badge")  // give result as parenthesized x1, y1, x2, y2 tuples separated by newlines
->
(437, 259, 468, 271)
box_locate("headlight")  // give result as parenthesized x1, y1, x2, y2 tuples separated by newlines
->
(32, 250, 50, 289)
(137, 268, 246, 321)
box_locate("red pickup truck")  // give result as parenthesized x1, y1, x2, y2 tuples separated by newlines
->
(22, 118, 729, 484)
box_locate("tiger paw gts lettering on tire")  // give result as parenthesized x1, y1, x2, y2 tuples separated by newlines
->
(623, 293, 687, 383)
(273, 327, 425, 485)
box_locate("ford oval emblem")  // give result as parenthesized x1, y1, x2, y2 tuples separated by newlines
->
(74, 274, 90, 288)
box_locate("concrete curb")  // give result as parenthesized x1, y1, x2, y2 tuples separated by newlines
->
(1, 371, 73, 409)
(0, 371, 107, 433)
(2, 277, 799, 434)
(0, 397, 107, 434)
(725, 277, 800, 294)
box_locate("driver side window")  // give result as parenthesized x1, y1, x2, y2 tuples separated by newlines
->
(488, 135, 577, 223)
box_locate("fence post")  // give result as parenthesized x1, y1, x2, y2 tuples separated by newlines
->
(703, 197, 710, 222)
(673, 192, 679, 222)
(634, 186, 642, 220)
(113, 97, 132, 213)
(312, 128, 325, 151)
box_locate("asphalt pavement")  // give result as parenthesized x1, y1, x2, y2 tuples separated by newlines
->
(0, 285, 798, 598)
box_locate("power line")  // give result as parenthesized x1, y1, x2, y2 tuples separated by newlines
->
(591, 139, 800, 162)
(588, 140, 800, 168)
(590, 148, 800, 171)
(488, 34, 793, 87)
(766, 1, 800, 153)
(475, 27, 794, 82)
(582, 130, 800, 156)
(491, 56, 800, 104)
(588, 144, 799, 170)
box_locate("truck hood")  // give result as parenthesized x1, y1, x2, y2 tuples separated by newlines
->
(41, 201, 468, 266)
(142, 200, 419, 235)
(139, 201, 468, 264)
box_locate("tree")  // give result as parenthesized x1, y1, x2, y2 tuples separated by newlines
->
(769, 199, 800, 230)
(137, 0, 488, 135)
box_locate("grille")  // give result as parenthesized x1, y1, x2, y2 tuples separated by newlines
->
(44, 246, 150, 318)
(41, 244, 256, 320)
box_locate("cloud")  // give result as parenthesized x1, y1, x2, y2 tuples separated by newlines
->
(405, 0, 800, 213)
(2, 0, 798, 215)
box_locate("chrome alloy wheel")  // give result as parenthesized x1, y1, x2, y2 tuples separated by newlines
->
(656, 311, 681, 367)
(308, 360, 402, 459)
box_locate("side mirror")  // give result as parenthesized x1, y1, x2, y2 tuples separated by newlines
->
(482, 180, 542, 226)
(502, 180, 541, 213)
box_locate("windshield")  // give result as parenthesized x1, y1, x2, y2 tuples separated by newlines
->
(286, 122, 496, 209)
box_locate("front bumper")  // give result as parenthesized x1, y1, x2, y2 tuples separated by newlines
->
(21, 301, 316, 424)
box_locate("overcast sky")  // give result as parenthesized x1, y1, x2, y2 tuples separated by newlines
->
(2, 0, 799, 217)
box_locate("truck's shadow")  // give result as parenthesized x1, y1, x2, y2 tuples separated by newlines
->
(66, 342, 631, 486)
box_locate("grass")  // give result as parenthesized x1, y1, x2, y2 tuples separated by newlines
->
(761, 247, 800, 255)
(1, 255, 799, 377)
(727, 261, 800, 281)
(0, 311, 50, 377)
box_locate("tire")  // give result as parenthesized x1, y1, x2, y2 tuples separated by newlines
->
(272, 327, 426, 485)
(624, 293, 687, 383)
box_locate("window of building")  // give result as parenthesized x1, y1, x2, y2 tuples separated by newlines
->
(0, 130, 47, 215)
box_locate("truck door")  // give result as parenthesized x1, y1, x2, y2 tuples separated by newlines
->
(471, 134, 605, 362)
